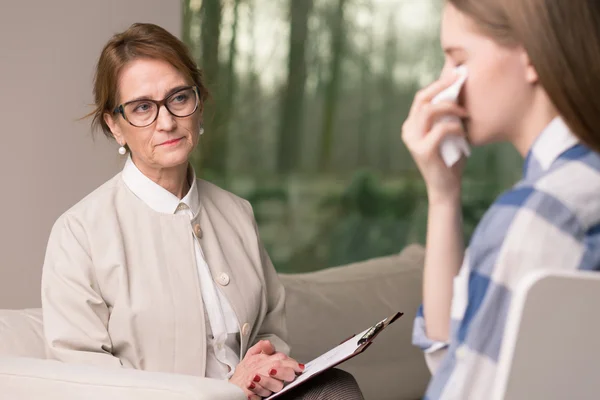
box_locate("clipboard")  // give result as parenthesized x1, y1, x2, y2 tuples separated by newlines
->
(265, 311, 403, 399)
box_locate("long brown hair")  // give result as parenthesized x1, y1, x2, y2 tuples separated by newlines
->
(448, 0, 600, 153)
(87, 23, 209, 138)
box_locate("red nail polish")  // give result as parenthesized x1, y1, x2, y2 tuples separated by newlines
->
(253, 375, 261, 382)
(249, 382, 256, 390)
(269, 368, 277, 376)
(299, 363, 305, 370)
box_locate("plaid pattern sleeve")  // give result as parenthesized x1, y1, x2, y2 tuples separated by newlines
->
(412, 118, 600, 399)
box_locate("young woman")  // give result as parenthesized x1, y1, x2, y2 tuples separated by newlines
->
(404, 1, 600, 398)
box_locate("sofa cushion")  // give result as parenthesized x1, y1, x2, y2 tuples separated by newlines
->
(0, 357, 245, 400)
(279, 244, 430, 400)
(0, 308, 47, 359)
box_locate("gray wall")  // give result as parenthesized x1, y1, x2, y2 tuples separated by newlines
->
(0, 1, 181, 309)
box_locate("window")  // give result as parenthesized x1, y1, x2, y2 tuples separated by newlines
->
(183, 0, 521, 273)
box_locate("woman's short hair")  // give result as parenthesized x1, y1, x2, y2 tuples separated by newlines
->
(447, 0, 600, 153)
(88, 22, 209, 138)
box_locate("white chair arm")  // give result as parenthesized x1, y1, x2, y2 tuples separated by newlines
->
(0, 357, 246, 400)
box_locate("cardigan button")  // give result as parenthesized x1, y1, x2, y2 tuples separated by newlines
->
(218, 272, 230, 286)
(193, 224, 202, 238)
(242, 323, 250, 336)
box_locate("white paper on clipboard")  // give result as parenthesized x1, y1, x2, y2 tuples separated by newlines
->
(265, 312, 401, 399)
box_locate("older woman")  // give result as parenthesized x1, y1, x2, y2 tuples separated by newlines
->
(41, 23, 363, 400)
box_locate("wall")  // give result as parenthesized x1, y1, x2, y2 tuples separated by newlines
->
(0, 0, 181, 308)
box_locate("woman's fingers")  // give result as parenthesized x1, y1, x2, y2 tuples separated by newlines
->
(241, 352, 305, 398)
(421, 102, 468, 133)
(403, 101, 468, 143)
(245, 340, 275, 357)
(253, 373, 285, 394)
(247, 379, 273, 398)
(409, 72, 461, 114)
(251, 366, 298, 396)
(422, 120, 466, 151)
(404, 118, 465, 163)
(269, 365, 299, 383)
(264, 352, 305, 374)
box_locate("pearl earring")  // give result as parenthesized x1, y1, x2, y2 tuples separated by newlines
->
(199, 124, 205, 135)
(118, 145, 127, 155)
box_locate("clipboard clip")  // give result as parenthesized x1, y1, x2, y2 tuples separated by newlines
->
(357, 320, 385, 345)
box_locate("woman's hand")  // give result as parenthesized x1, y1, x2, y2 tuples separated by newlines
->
(401, 72, 469, 205)
(229, 340, 305, 399)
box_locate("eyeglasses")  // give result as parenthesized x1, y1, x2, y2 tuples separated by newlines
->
(113, 86, 200, 128)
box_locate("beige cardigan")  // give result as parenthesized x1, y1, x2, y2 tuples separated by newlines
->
(41, 173, 289, 377)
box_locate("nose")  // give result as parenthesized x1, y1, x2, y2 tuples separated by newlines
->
(440, 64, 455, 80)
(155, 105, 176, 131)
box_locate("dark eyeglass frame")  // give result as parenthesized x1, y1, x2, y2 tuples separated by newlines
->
(113, 85, 200, 128)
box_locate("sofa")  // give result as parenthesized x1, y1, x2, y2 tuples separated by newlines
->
(0, 244, 429, 399)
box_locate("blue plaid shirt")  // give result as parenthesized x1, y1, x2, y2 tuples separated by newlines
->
(412, 117, 600, 399)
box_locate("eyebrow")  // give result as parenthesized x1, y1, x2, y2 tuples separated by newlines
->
(124, 85, 191, 104)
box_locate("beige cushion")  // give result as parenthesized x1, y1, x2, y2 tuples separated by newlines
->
(0, 308, 46, 359)
(280, 244, 430, 400)
(0, 357, 245, 400)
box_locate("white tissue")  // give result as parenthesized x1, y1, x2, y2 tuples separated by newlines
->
(431, 65, 470, 167)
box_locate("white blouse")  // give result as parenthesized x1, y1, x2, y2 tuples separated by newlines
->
(122, 156, 240, 379)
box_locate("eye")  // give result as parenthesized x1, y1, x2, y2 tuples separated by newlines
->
(172, 93, 189, 103)
(133, 102, 152, 113)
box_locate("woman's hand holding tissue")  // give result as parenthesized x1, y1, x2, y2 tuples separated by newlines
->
(401, 71, 469, 205)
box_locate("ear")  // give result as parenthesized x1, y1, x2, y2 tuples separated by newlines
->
(521, 50, 539, 84)
(104, 112, 125, 146)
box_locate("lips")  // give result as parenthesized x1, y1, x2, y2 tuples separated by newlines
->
(160, 137, 183, 146)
